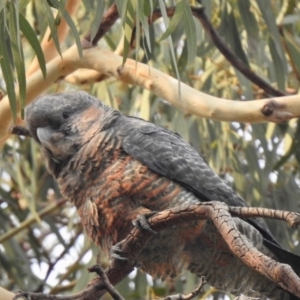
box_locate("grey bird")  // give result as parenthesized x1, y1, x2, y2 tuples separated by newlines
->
(25, 91, 300, 299)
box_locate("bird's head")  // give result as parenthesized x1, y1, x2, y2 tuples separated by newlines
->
(25, 91, 117, 175)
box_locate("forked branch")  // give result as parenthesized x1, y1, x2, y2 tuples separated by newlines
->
(13, 202, 300, 300)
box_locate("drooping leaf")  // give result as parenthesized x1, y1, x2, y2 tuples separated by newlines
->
(89, 1, 106, 43)
(159, 1, 184, 42)
(256, 0, 286, 62)
(19, 13, 46, 78)
(9, 3, 26, 118)
(115, 0, 127, 20)
(0, 9, 17, 122)
(35, 0, 61, 56)
(142, 0, 153, 17)
(182, 1, 196, 64)
(138, 0, 151, 54)
(219, 3, 249, 67)
(237, 0, 259, 41)
(281, 29, 300, 77)
(51, 0, 82, 57)
(121, 0, 136, 65)
(269, 36, 286, 90)
(81, 0, 94, 13)
(158, 0, 181, 93)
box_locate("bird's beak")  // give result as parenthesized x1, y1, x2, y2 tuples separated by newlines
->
(36, 127, 54, 149)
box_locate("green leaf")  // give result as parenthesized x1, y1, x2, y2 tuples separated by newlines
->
(237, 0, 259, 41)
(159, 1, 184, 41)
(9, 3, 26, 117)
(36, 0, 61, 56)
(178, 37, 188, 71)
(81, 0, 93, 13)
(90, 1, 105, 43)
(135, 0, 141, 57)
(122, 0, 135, 65)
(219, 4, 249, 67)
(158, 0, 181, 92)
(138, 0, 151, 54)
(19, 0, 31, 11)
(256, 0, 286, 61)
(11, 1, 21, 51)
(115, 0, 128, 20)
(182, 1, 196, 64)
(51, 0, 82, 57)
(142, 0, 153, 17)
(0, 10, 17, 122)
(235, 69, 253, 100)
(269, 37, 286, 90)
(19, 13, 46, 78)
(282, 29, 300, 76)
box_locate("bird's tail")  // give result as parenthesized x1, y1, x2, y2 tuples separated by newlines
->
(264, 239, 300, 275)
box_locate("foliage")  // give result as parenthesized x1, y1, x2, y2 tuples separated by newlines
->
(0, 0, 300, 299)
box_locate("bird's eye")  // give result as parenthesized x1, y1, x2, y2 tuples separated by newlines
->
(62, 112, 69, 119)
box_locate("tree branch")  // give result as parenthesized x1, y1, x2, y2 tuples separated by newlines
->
(65, 35, 124, 85)
(12, 202, 300, 300)
(191, 7, 287, 97)
(0, 287, 15, 300)
(88, 265, 124, 300)
(2, 44, 300, 147)
(0, 198, 68, 244)
(83, 4, 119, 46)
(1, 4, 298, 147)
(151, 6, 286, 97)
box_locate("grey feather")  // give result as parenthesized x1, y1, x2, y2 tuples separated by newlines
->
(117, 116, 280, 246)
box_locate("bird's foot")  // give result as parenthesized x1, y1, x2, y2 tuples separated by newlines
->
(132, 211, 158, 234)
(111, 241, 128, 261)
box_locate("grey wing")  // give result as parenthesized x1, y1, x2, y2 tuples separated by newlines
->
(117, 115, 280, 246)
(120, 116, 246, 207)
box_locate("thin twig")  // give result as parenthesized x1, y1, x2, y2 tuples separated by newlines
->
(192, 7, 287, 96)
(0, 198, 68, 244)
(83, 4, 119, 46)
(88, 265, 125, 300)
(11, 126, 31, 137)
(162, 276, 207, 300)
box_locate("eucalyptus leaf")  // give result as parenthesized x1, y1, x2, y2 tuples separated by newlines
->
(19, 13, 46, 78)
(0, 10, 17, 122)
(9, 3, 26, 117)
(158, 0, 180, 93)
(256, 0, 286, 61)
(51, 0, 82, 57)
(219, 4, 249, 67)
(182, 1, 196, 64)
(121, 0, 135, 65)
(237, 0, 259, 41)
(159, 2, 184, 42)
(138, 0, 151, 54)
(36, 0, 61, 56)
(269, 37, 286, 90)
(90, 1, 105, 43)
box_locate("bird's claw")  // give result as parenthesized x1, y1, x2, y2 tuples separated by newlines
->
(111, 241, 128, 261)
(132, 212, 158, 234)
